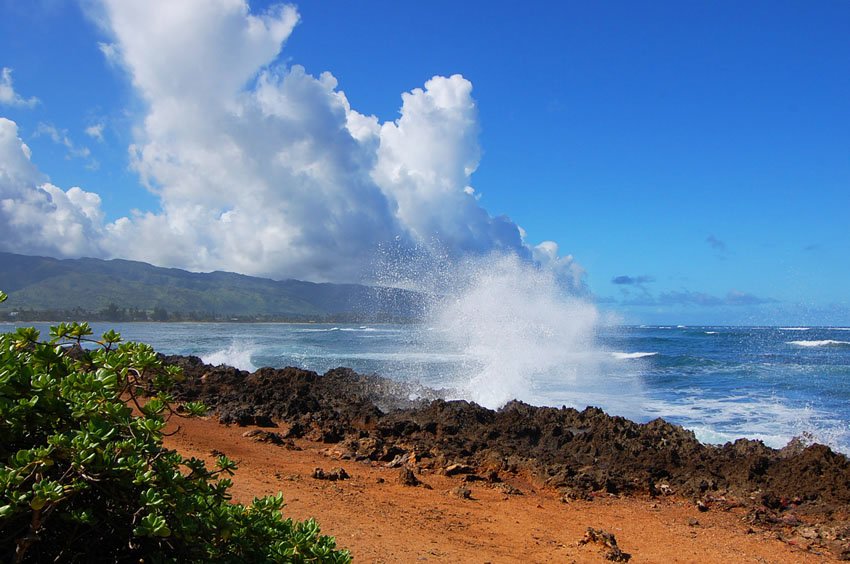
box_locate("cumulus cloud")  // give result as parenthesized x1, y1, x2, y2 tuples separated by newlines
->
(0, 68, 39, 108)
(2, 0, 586, 291)
(0, 118, 104, 257)
(530, 241, 586, 293)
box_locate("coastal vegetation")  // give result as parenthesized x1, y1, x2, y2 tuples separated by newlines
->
(0, 290, 350, 562)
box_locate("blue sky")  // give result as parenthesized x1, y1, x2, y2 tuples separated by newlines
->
(0, 0, 848, 324)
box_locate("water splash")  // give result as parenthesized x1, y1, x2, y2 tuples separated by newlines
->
(201, 341, 257, 372)
(422, 254, 608, 408)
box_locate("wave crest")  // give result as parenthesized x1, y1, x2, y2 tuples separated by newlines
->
(788, 340, 850, 348)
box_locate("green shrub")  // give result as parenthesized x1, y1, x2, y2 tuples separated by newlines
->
(0, 290, 350, 563)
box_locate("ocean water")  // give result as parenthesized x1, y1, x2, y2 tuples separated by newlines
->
(5, 321, 849, 454)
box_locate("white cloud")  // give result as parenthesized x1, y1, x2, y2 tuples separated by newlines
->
(373, 75, 527, 259)
(0, 68, 39, 108)
(0, 118, 104, 257)
(85, 122, 105, 142)
(2, 0, 587, 292)
(35, 122, 93, 160)
(531, 241, 586, 294)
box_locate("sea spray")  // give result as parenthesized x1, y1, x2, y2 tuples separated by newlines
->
(421, 254, 615, 409)
(202, 340, 258, 372)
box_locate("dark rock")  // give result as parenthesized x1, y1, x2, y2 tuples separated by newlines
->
(450, 486, 472, 499)
(165, 356, 850, 551)
(242, 429, 284, 444)
(312, 467, 350, 481)
(579, 527, 631, 562)
(493, 482, 523, 496)
(444, 463, 474, 476)
(397, 467, 430, 489)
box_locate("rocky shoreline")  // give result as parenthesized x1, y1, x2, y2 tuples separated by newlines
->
(166, 356, 850, 559)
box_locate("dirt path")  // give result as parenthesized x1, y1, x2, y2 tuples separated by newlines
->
(164, 416, 834, 563)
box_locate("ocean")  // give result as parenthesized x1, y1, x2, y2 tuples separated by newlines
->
(5, 321, 849, 455)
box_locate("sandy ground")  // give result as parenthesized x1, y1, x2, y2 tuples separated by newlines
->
(163, 416, 836, 563)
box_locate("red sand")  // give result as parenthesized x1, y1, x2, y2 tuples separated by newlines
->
(164, 415, 836, 563)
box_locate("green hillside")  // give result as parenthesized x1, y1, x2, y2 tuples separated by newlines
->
(0, 252, 421, 321)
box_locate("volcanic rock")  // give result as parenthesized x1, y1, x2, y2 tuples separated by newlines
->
(166, 356, 850, 557)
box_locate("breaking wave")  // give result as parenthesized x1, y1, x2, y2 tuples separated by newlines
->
(201, 342, 258, 371)
(788, 340, 850, 348)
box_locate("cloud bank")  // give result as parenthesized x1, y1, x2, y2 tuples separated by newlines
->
(0, 0, 584, 290)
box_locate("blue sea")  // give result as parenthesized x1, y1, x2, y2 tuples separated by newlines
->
(5, 322, 850, 454)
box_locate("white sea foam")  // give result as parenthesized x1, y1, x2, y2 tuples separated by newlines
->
(299, 326, 380, 333)
(202, 342, 257, 372)
(611, 351, 658, 360)
(780, 327, 811, 331)
(704, 331, 718, 335)
(788, 340, 850, 348)
(641, 394, 849, 453)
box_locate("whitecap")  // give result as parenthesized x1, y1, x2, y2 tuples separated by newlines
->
(780, 327, 811, 331)
(787, 340, 850, 348)
(611, 351, 658, 360)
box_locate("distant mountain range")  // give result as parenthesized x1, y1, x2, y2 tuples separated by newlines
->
(0, 252, 422, 322)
